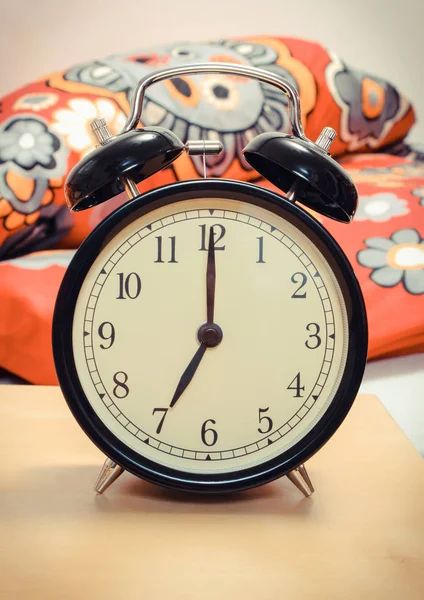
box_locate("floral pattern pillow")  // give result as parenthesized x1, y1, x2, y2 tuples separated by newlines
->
(1, 149, 424, 385)
(0, 35, 416, 258)
(329, 151, 424, 359)
(0, 36, 421, 384)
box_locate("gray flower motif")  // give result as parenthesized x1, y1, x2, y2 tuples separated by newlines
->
(412, 186, 424, 208)
(13, 92, 58, 112)
(357, 229, 424, 294)
(64, 60, 128, 94)
(355, 192, 409, 222)
(326, 52, 407, 151)
(0, 115, 68, 178)
(4, 250, 75, 269)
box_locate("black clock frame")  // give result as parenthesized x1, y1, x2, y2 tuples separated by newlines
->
(53, 179, 368, 493)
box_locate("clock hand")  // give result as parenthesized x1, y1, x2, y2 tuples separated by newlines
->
(170, 227, 222, 408)
(169, 343, 207, 407)
(206, 226, 216, 324)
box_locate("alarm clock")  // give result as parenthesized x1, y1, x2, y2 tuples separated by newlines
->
(53, 63, 368, 497)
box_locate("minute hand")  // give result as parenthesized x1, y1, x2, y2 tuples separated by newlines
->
(206, 226, 216, 324)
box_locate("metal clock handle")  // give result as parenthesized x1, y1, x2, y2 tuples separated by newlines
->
(121, 62, 307, 141)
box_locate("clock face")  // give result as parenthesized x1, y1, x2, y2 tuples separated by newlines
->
(54, 181, 367, 491)
(68, 186, 354, 481)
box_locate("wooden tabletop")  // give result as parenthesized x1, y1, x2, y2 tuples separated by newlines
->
(0, 386, 423, 599)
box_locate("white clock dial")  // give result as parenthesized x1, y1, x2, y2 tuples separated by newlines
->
(72, 196, 348, 474)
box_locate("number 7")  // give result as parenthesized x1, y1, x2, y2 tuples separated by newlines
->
(152, 408, 168, 434)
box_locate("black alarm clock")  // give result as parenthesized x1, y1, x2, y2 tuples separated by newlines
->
(53, 63, 367, 497)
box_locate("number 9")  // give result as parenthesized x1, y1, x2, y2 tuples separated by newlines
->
(98, 321, 115, 349)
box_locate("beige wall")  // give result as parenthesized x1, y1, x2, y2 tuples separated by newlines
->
(0, 0, 422, 142)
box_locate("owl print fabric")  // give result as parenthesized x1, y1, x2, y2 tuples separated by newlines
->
(0, 36, 415, 255)
(0, 35, 422, 384)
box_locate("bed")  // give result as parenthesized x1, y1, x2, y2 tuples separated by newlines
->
(0, 35, 423, 453)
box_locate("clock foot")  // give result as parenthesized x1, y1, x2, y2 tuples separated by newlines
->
(287, 464, 315, 497)
(94, 458, 125, 494)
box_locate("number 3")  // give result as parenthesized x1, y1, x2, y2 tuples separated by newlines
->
(305, 323, 322, 349)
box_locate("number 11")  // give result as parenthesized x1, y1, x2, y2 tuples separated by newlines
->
(155, 236, 177, 263)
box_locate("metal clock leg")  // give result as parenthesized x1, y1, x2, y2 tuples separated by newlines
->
(287, 463, 315, 497)
(94, 458, 125, 494)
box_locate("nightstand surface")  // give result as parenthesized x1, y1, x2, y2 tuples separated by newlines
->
(0, 387, 423, 599)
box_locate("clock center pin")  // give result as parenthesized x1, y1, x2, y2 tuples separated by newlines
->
(197, 323, 223, 348)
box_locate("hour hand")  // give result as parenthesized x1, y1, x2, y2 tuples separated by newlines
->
(170, 344, 207, 407)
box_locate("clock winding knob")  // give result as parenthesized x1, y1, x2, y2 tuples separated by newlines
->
(314, 126, 337, 153)
(90, 118, 113, 145)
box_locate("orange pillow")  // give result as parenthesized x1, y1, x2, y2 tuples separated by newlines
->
(0, 36, 421, 384)
(1, 149, 424, 385)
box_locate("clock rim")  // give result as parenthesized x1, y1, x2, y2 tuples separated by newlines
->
(53, 179, 368, 493)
